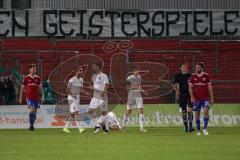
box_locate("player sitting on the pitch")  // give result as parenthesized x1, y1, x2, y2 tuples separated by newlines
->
(122, 66, 148, 132)
(189, 62, 214, 136)
(94, 111, 122, 133)
(63, 67, 89, 134)
(172, 63, 195, 133)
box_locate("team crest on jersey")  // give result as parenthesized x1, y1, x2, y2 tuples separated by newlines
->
(202, 78, 206, 81)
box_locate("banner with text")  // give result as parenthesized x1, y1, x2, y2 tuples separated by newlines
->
(0, 104, 240, 128)
(0, 10, 240, 37)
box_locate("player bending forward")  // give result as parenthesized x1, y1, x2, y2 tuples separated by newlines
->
(94, 112, 121, 133)
(122, 66, 148, 132)
(189, 62, 214, 136)
(63, 68, 88, 134)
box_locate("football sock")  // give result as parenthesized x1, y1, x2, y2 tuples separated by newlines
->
(65, 121, 71, 128)
(196, 119, 200, 131)
(122, 114, 129, 127)
(204, 117, 209, 129)
(139, 114, 144, 130)
(29, 112, 35, 127)
(182, 112, 188, 131)
(187, 111, 193, 129)
(74, 115, 83, 129)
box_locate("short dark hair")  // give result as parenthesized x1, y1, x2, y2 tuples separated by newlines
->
(196, 62, 205, 69)
(93, 62, 102, 69)
(77, 67, 83, 71)
(179, 62, 188, 68)
(28, 64, 36, 69)
(133, 65, 140, 71)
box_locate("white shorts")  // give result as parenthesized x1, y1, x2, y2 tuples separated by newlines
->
(89, 97, 108, 111)
(67, 95, 80, 113)
(127, 97, 144, 110)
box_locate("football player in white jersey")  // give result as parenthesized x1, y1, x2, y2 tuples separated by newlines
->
(96, 112, 121, 132)
(122, 66, 148, 132)
(88, 62, 110, 133)
(63, 68, 88, 133)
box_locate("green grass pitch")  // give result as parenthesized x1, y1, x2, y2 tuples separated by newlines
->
(0, 127, 240, 160)
(0, 104, 240, 160)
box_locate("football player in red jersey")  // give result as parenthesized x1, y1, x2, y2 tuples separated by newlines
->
(189, 62, 214, 136)
(19, 64, 44, 131)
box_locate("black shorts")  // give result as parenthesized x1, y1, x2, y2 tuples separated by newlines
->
(178, 93, 193, 110)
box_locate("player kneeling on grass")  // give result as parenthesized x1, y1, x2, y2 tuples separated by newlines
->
(63, 68, 88, 134)
(188, 62, 214, 136)
(94, 112, 121, 133)
(19, 64, 44, 131)
(122, 66, 148, 132)
(88, 62, 110, 134)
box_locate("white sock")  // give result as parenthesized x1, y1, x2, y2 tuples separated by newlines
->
(139, 114, 144, 130)
(64, 121, 71, 128)
(76, 121, 83, 129)
(74, 115, 83, 129)
(103, 115, 110, 131)
(122, 114, 128, 127)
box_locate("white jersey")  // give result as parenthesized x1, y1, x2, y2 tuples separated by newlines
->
(127, 74, 144, 108)
(91, 72, 109, 98)
(127, 74, 142, 97)
(68, 76, 83, 97)
(98, 112, 120, 127)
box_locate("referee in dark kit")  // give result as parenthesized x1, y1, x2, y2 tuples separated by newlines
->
(172, 63, 195, 133)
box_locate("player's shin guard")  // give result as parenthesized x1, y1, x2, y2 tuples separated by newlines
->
(139, 114, 144, 130)
(204, 117, 209, 129)
(32, 112, 36, 124)
(187, 111, 193, 129)
(196, 119, 200, 131)
(182, 112, 188, 132)
(29, 112, 35, 127)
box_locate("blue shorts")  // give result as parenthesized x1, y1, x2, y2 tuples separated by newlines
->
(193, 100, 210, 111)
(26, 99, 40, 110)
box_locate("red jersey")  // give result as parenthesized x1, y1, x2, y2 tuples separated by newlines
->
(188, 72, 211, 100)
(23, 75, 41, 100)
